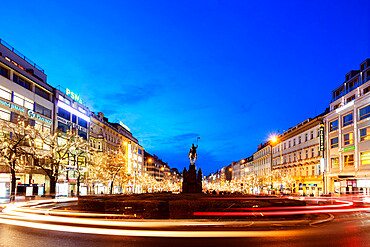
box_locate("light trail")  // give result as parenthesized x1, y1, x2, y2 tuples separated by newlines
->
(0, 197, 368, 238)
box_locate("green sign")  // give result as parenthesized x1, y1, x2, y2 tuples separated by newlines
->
(66, 88, 82, 104)
(342, 146, 355, 152)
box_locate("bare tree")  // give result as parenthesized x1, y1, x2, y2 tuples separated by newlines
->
(28, 129, 82, 197)
(0, 120, 35, 200)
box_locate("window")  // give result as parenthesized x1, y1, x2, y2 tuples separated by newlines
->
(311, 148, 314, 157)
(359, 105, 370, 120)
(13, 93, 33, 109)
(305, 133, 308, 142)
(333, 104, 340, 110)
(311, 131, 314, 139)
(72, 114, 77, 123)
(293, 139, 296, 146)
(57, 106, 70, 120)
(306, 149, 308, 158)
(57, 121, 69, 133)
(343, 132, 353, 146)
(13, 74, 31, 90)
(35, 103, 51, 118)
(331, 157, 339, 168)
(346, 95, 355, 103)
(363, 85, 370, 95)
(78, 130, 87, 140)
(78, 117, 88, 128)
(0, 66, 9, 79)
(360, 151, 370, 165)
(288, 141, 291, 148)
(298, 136, 301, 144)
(317, 129, 320, 138)
(35, 86, 50, 100)
(343, 113, 353, 126)
(0, 108, 10, 121)
(331, 137, 339, 148)
(330, 120, 338, 131)
(311, 166, 315, 176)
(360, 127, 370, 141)
(0, 85, 11, 100)
(58, 95, 71, 105)
(344, 154, 354, 167)
(293, 153, 296, 161)
(138, 149, 142, 155)
(299, 151, 301, 160)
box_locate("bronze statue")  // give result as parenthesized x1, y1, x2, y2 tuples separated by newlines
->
(189, 143, 198, 165)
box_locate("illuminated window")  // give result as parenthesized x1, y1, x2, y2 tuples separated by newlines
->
(311, 166, 315, 176)
(360, 151, 370, 165)
(331, 157, 339, 168)
(343, 113, 353, 126)
(343, 132, 353, 146)
(330, 120, 338, 131)
(13, 93, 34, 109)
(360, 127, 370, 142)
(359, 105, 370, 120)
(0, 108, 10, 121)
(331, 137, 339, 148)
(0, 85, 11, 100)
(344, 154, 354, 167)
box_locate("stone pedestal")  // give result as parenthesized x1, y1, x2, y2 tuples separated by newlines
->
(182, 164, 202, 193)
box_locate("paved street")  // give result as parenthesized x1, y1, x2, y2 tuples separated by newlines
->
(1, 211, 370, 247)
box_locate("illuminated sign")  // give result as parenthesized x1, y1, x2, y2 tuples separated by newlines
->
(0, 99, 24, 113)
(27, 109, 52, 124)
(66, 88, 82, 104)
(340, 146, 355, 152)
(57, 100, 90, 122)
(319, 123, 324, 152)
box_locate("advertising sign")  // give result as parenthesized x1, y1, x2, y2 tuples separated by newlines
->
(319, 123, 325, 152)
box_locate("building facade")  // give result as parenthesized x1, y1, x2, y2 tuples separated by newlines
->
(0, 39, 54, 198)
(272, 115, 326, 196)
(324, 59, 370, 195)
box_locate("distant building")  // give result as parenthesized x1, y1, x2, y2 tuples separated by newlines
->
(253, 142, 272, 178)
(272, 113, 327, 196)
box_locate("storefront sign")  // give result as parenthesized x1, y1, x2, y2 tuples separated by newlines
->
(66, 88, 82, 104)
(57, 116, 88, 133)
(319, 123, 324, 152)
(341, 146, 355, 152)
(0, 99, 24, 113)
(27, 110, 52, 124)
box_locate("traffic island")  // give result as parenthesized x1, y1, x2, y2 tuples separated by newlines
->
(78, 193, 306, 219)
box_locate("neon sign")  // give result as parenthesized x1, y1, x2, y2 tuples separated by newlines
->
(66, 88, 82, 104)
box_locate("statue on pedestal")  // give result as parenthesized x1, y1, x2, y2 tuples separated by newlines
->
(182, 140, 202, 193)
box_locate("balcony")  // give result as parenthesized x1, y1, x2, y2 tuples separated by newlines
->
(331, 76, 370, 103)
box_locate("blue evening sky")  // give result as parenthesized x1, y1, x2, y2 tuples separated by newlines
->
(1, 1, 369, 175)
